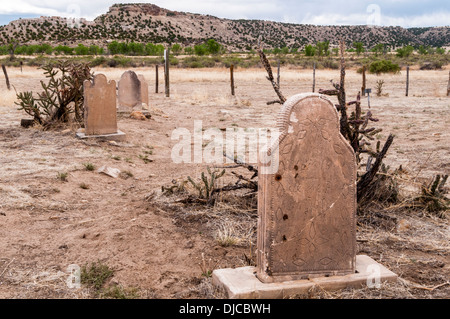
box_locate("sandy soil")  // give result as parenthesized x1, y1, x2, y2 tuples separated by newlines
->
(0, 66, 448, 299)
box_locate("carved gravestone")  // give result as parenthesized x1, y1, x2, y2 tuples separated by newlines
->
(138, 74, 149, 108)
(118, 70, 142, 112)
(257, 93, 356, 283)
(84, 74, 118, 135)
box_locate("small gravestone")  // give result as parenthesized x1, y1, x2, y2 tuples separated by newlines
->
(212, 93, 397, 298)
(118, 70, 142, 112)
(257, 93, 356, 283)
(76, 74, 125, 141)
(138, 74, 149, 109)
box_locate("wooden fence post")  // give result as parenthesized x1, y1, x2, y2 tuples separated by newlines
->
(406, 66, 409, 97)
(155, 64, 159, 94)
(361, 65, 366, 96)
(1, 64, 11, 90)
(165, 48, 170, 97)
(312, 62, 316, 93)
(230, 64, 235, 96)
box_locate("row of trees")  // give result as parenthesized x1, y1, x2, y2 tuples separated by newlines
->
(0, 39, 447, 58)
(0, 39, 224, 57)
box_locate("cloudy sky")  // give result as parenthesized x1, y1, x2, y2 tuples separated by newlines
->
(0, 0, 449, 27)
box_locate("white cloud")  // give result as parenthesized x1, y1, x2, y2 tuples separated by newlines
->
(0, 0, 59, 16)
(301, 11, 450, 27)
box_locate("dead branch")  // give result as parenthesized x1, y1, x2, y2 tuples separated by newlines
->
(257, 44, 286, 104)
(223, 152, 258, 179)
(318, 89, 338, 95)
(357, 134, 395, 199)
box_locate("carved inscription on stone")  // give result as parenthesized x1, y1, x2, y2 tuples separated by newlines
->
(84, 74, 118, 135)
(257, 93, 356, 283)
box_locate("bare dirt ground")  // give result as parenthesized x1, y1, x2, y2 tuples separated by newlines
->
(0, 65, 448, 299)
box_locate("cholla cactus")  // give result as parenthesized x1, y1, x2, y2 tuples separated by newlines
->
(188, 167, 226, 200)
(15, 60, 93, 128)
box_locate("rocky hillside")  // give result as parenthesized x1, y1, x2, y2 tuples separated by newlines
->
(0, 3, 448, 50)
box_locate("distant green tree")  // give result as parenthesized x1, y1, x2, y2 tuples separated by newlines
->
(316, 41, 330, 58)
(435, 47, 446, 55)
(371, 43, 385, 56)
(184, 47, 194, 55)
(417, 45, 428, 55)
(272, 47, 281, 54)
(7, 39, 19, 61)
(171, 43, 182, 55)
(396, 45, 414, 58)
(118, 42, 129, 55)
(54, 45, 73, 55)
(108, 41, 121, 55)
(88, 45, 103, 55)
(194, 43, 208, 56)
(281, 46, 290, 54)
(304, 44, 316, 57)
(74, 44, 89, 55)
(128, 42, 144, 55)
(205, 39, 221, 54)
(353, 42, 365, 56)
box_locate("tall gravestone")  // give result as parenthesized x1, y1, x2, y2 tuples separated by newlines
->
(84, 74, 118, 135)
(118, 70, 142, 112)
(257, 93, 357, 283)
(138, 74, 149, 109)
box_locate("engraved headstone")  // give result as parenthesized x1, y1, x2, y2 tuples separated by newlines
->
(118, 70, 142, 112)
(257, 93, 356, 283)
(84, 74, 118, 135)
(138, 74, 149, 109)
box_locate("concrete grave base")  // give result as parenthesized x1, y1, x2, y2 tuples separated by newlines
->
(212, 255, 398, 299)
(76, 130, 126, 142)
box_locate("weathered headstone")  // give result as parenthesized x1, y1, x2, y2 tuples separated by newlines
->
(77, 74, 125, 141)
(118, 70, 142, 112)
(257, 93, 357, 283)
(84, 74, 118, 135)
(138, 74, 149, 109)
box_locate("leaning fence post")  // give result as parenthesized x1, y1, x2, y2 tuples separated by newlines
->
(1, 64, 11, 90)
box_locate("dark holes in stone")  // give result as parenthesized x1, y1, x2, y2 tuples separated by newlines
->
(283, 214, 288, 220)
(294, 165, 299, 171)
(282, 235, 287, 242)
(275, 174, 282, 181)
